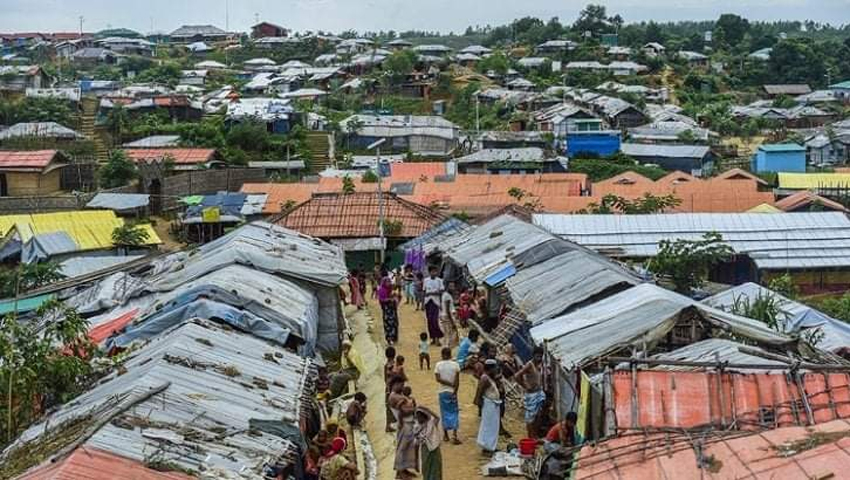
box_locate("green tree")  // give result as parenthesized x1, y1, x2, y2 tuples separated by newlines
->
(573, 4, 617, 35)
(768, 274, 798, 300)
(361, 169, 379, 183)
(0, 262, 64, 299)
(715, 14, 750, 48)
(111, 223, 151, 251)
(98, 150, 138, 189)
(384, 50, 417, 85)
(648, 232, 734, 294)
(580, 193, 681, 214)
(477, 52, 510, 76)
(103, 104, 131, 145)
(0, 300, 94, 448)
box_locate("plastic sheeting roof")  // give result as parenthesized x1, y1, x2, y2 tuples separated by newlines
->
(649, 338, 789, 372)
(86, 193, 150, 211)
(506, 250, 642, 325)
(437, 215, 557, 283)
(150, 222, 348, 288)
(398, 217, 471, 254)
(59, 255, 146, 279)
(2, 320, 313, 478)
(704, 282, 850, 353)
(533, 212, 850, 270)
(118, 264, 319, 353)
(530, 283, 791, 370)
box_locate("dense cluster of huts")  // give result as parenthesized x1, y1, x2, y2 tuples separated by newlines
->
(0, 222, 350, 478)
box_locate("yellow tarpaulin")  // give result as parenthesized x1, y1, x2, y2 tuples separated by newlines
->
(747, 203, 782, 213)
(778, 172, 850, 190)
(0, 210, 161, 251)
(202, 207, 221, 223)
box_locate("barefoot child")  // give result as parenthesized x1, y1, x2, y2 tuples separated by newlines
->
(419, 332, 431, 370)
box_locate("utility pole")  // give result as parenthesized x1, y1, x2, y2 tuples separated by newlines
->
(367, 138, 388, 265)
(475, 96, 480, 133)
(78, 16, 84, 37)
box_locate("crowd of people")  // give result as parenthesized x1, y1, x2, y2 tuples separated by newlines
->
(337, 263, 584, 479)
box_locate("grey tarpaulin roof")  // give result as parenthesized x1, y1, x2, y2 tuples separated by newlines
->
(455, 147, 548, 164)
(150, 222, 348, 289)
(120, 264, 320, 353)
(398, 217, 471, 254)
(122, 135, 181, 148)
(340, 114, 459, 141)
(437, 215, 557, 283)
(530, 283, 791, 370)
(1, 319, 314, 476)
(59, 255, 146, 279)
(86, 193, 150, 211)
(22, 231, 77, 263)
(533, 212, 850, 270)
(704, 282, 850, 353)
(621, 143, 711, 159)
(650, 338, 788, 372)
(506, 249, 642, 325)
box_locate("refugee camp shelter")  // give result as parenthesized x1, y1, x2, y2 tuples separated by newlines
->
(0, 150, 67, 196)
(0, 210, 160, 264)
(1, 319, 316, 479)
(276, 192, 444, 268)
(534, 212, 850, 292)
(752, 143, 806, 173)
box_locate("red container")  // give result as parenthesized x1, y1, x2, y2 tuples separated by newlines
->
(519, 438, 537, 456)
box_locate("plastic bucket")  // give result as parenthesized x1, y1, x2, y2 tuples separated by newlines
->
(519, 438, 537, 456)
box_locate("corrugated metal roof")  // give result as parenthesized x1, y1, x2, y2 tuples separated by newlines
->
(3, 320, 313, 478)
(124, 148, 216, 165)
(650, 338, 788, 371)
(0, 210, 160, 252)
(86, 193, 150, 211)
(621, 142, 711, 159)
(0, 150, 62, 171)
(0, 122, 82, 140)
(506, 250, 641, 325)
(577, 418, 850, 479)
(455, 147, 546, 164)
(530, 283, 790, 370)
(340, 114, 459, 140)
(778, 172, 850, 189)
(398, 217, 471, 253)
(0, 293, 54, 316)
(18, 447, 193, 480)
(122, 135, 181, 148)
(59, 255, 146, 279)
(533, 212, 850, 269)
(150, 221, 348, 289)
(277, 192, 444, 239)
(439, 214, 556, 282)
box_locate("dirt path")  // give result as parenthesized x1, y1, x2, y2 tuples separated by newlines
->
(348, 295, 525, 480)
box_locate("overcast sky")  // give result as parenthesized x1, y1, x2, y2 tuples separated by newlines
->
(2, 0, 850, 34)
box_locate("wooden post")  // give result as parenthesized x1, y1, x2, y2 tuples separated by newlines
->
(603, 366, 616, 437)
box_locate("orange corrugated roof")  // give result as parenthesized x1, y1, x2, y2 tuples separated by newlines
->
(0, 150, 61, 171)
(276, 192, 444, 238)
(18, 447, 194, 480)
(612, 370, 850, 431)
(775, 190, 849, 213)
(123, 148, 216, 165)
(716, 167, 769, 185)
(244, 173, 588, 215)
(389, 162, 447, 179)
(592, 172, 774, 213)
(576, 418, 850, 479)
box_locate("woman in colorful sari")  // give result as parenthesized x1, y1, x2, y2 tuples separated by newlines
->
(348, 272, 364, 309)
(414, 407, 443, 480)
(379, 275, 400, 345)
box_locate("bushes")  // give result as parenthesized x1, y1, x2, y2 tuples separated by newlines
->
(98, 150, 138, 189)
(569, 154, 667, 182)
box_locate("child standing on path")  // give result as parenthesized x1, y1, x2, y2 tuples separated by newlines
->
(419, 333, 431, 370)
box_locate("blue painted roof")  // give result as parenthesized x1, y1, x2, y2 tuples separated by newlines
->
(758, 143, 805, 153)
(830, 80, 850, 89)
(484, 263, 517, 287)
